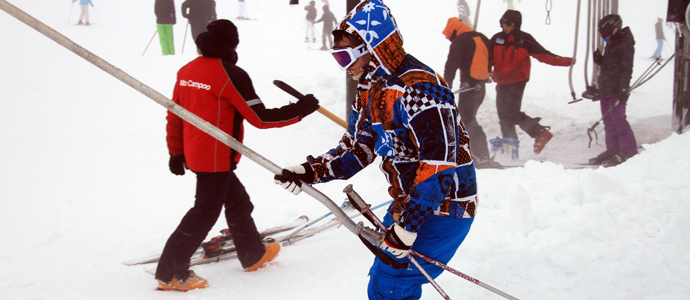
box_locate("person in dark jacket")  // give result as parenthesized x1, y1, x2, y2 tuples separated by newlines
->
(653, 17, 665, 59)
(304, 1, 317, 43)
(443, 17, 498, 168)
(155, 0, 176, 55)
(314, 5, 338, 50)
(489, 10, 574, 156)
(181, 0, 217, 52)
(588, 14, 637, 167)
(155, 19, 320, 292)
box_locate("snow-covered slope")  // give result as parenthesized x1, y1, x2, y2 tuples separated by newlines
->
(0, 0, 686, 299)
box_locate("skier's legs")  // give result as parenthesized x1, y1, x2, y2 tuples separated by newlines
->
(601, 97, 638, 158)
(321, 27, 330, 48)
(155, 172, 228, 283)
(653, 39, 663, 58)
(496, 81, 528, 139)
(367, 213, 474, 300)
(157, 24, 175, 55)
(239, 2, 248, 18)
(304, 20, 311, 40)
(600, 97, 621, 154)
(222, 171, 266, 269)
(78, 5, 87, 23)
(309, 23, 317, 41)
(458, 83, 489, 160)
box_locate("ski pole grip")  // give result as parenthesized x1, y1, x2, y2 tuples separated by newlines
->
(343, 184, 371, 214)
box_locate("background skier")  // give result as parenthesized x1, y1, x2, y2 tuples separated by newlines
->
(314, 4, 338, 50)
(156, 19, 320, 292)
(653, 17, 665, 59)
(304, 1, 317, 43)
(588, 14, 638, 167)
(274, 1, 477, 299)
(443, 17, 496, 168)
(73, 0, 93, 25)
(489, 10, 574, 156)
(154, 0, 176, 55)
(181, 0, 217, 51)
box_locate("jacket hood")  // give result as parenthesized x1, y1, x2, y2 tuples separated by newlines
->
(334, 0, 405, 77)
(500, 10, 522, 32)
(196, 31, 239, 64)
(442, 17, 472, 40)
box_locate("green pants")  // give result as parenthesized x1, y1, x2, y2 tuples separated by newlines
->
(157, 24, 175, 55)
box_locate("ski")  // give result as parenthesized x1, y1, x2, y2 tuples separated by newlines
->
(185, 200, 391, 266)
(188, 217, 345, 266)
(121, 215, 308, 266)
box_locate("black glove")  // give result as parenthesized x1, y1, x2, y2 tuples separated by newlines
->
(593, 49, 603, 65)
(296, 94, 320, 118)
(273, 162, 315, 195)
(169, 155, 186, 176)
(618, 87, 629, 102)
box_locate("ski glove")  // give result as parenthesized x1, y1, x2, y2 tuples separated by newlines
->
(380, 223, 417, 259)
(274, 162, 315, 195)
(593, 50, 603, 65)
(296, 94, 320, 118)
(169, 154, 187, 176)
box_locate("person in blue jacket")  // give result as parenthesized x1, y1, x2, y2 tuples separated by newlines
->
(274, 1, 477, 299)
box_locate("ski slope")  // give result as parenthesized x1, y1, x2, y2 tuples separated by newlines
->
(0, 0, 687, 299)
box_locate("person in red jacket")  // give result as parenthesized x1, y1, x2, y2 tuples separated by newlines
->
(489, 10, 574, 155)
(156, 19, 319, 292)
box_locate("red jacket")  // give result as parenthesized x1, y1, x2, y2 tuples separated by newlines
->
(167, 56, 304, 172)
(489, 31, 572, 84)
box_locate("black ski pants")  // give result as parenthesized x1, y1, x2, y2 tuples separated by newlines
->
(457, 82, 490, 161)
(155, 171, 265, 283)
(495, 80, 543, 139)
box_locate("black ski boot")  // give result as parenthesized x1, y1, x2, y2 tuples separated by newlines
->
(589, 151, 616, 165)
(602, 154, 627, 167)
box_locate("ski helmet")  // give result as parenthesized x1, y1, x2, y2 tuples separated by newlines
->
(598, 14, 622, 37)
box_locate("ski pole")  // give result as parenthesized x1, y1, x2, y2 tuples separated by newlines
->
(410, 251, 520, 300)
(285, 199, 393, 244)
(181, 20, 189, 54)
(273, 80, 348, 128)
(90, 3, 102, 26)
(0, 0, 387, 258)
(67, 0, 74, 24)
(142, 29, 157, 57)
(452, 86, 478, 94)
(343, 185, 452, 300)
(630, 54, 674, 90)
(344, 185, 521, 300)
(284, 200, 352, 241)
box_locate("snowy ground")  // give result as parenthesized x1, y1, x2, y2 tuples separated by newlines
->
(0, 0, 687, 299)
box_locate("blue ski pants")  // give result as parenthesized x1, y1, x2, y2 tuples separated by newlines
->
(367, 212, 474, 300)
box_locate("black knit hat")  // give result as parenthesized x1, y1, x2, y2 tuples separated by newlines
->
(206, 19, 239, 48)
(500, 10, 522, 31)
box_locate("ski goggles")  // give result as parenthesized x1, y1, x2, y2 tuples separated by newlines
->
(329, 44, 369, 70)
(500, 19, 515, 27)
